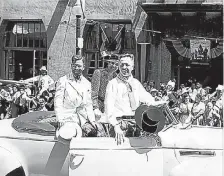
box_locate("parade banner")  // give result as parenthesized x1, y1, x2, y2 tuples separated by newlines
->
(190, 40, 210, 61)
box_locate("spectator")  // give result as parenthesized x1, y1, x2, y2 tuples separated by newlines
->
(24, 66, 54, 98)
(203, 102, 213, 126)
(148, 80, 155, 92)
(35, 96, 48, 111)
(177, 83, 185, 96)
(178, 94, 193, 126)
(191, 94, 206, 125)
(189, 82, 197, 102)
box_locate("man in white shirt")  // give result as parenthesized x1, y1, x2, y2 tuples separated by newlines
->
(104, 54, 166, 144)
(24, 66, 54, 98)
(54, 55, 104, 138)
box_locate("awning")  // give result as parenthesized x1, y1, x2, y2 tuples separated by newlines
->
(141, 0, 223, 12)
(132, 0, 222, 42)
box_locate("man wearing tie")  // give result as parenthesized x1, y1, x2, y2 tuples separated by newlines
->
(104, 54, 165, 144)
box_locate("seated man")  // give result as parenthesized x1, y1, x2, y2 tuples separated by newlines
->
(104, 54, 166, 145)
(54, 55, 105, 139)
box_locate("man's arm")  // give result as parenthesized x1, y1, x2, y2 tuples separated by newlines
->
(54, 77, 66, 123)
(104, 80, 118, 126)
(24, 76, 39, 83)
(138, 81, 166, 106)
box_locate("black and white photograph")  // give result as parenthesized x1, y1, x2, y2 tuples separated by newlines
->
(0, 0, 223, 176)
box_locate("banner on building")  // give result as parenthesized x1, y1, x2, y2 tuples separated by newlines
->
(190, 40, 210, 61)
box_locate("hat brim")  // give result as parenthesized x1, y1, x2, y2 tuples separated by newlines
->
(105, 59, 118, 62)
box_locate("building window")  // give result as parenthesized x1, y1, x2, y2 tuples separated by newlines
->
(5, 21, 47, 49)
(3, 20, 47, 80)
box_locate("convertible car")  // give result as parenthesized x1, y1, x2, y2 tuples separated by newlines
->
(0, 79, 223, 176)
(0, 109, 222, 176)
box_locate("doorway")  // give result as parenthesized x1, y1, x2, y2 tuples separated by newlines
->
(179, 65, 210, 85)
(14, 51, 33, 80)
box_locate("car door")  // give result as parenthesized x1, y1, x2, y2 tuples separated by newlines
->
(68, 136, 175, 176)
(160, 125, 223, 176)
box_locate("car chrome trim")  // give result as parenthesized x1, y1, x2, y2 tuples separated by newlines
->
(179, 150, 216, 156)
(0, 136, 57, 142)
(70, 147, 223, 151)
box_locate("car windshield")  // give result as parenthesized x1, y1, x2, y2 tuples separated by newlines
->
(161, 104, 179, 126)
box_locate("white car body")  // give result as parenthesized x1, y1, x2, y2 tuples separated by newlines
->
(0, 116, 222, 176)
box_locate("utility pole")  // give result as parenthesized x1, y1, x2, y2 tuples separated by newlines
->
(76, 15, 82, 56)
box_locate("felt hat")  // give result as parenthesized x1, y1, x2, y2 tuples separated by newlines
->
(56, 122, 82, 142)
(134, 105, 166, 134)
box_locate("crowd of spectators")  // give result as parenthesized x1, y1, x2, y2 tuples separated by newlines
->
(0, 83, 55, 120)
(143, 79, 223, 127)
(0, 76, 223, 128)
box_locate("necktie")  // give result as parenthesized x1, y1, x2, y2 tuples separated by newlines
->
(117, 74, 138, 110)
(126, 81, 138, 111)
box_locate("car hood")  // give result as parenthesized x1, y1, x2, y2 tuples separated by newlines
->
(159, 126, 223, 150)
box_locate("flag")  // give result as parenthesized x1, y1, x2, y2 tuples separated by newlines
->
(100, 26, 109, 56)
(114, 25, 124, 52)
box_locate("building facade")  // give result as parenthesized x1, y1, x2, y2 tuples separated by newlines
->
(0, 0, 223, 89)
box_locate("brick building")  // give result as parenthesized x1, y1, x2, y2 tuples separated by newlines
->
(0, 0, 223, 89)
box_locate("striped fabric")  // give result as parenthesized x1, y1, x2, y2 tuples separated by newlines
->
(143, 0, 222, 4)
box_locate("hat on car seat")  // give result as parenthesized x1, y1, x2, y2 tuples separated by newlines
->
(134, 105, 166, 134)
(56, 122, 82, 141)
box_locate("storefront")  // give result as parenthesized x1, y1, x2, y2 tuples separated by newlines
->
(0, 0, 139, 81)
(136, 0, 223, 89)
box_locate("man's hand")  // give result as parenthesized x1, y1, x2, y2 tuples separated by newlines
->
(94, 108, 102, 120)
(114, 124, 125, 145)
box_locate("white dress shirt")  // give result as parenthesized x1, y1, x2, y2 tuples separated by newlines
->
(104, 76, 156, 126)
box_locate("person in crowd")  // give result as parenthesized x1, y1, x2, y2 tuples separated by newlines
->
(43, 90, 55, 111)
(54, 55, 104, 138)
(203, 102, 214, 126)
(159, 82, 166, 95)
(165, 82, 179, 108)
(196, 82, 204, 96)
(148, 80, 155, 92)
(143, 82, 148, 91)
(156, 91, 163, 101)
(202, 86, 212, 104)
(177, 94, 193, 127)
(150, 88, 158, 99)
(17, 85, 32, 116)
(13, 84, 19, 94)
(24, 66, 54, 98)
(0, 88, 12, 119)
(0, 100, 5, 120)
(188, 82, 197, 102)
(191, 94, 206, 125)
(211, 85, 223, 127)
(6, 84, 14, 97)
(35, 96, 48, 111)
(167, 78, 176, 91)
(177, 83, 186, 96)
(104, 54, 166, 145)
(91, 54, 119, 119)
